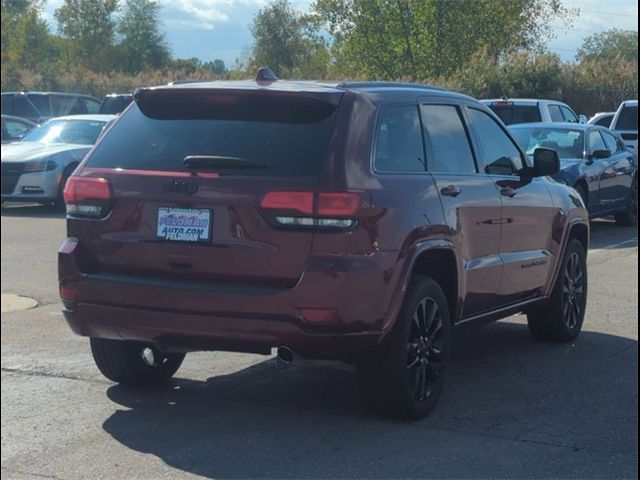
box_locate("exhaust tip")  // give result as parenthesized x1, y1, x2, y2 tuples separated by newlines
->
(277, 345, 294, 364)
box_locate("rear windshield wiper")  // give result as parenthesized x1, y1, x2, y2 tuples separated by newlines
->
(183, 155, 266, 170)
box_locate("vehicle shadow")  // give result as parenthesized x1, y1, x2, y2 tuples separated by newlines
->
(589, 218, 638, 250)
(102, 320, 638, 479)
(0, 203, 65, 219)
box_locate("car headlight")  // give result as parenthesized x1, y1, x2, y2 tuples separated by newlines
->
(23, 159, 57, 173)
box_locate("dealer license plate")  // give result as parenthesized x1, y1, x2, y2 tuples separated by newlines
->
(157, 207, 211, 242)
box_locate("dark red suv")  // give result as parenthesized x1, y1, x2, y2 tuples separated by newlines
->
(58, 74, 590, 419)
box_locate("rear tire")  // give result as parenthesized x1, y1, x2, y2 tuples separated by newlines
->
(614, 178, 637, 226)
(527, 239, 587, 342)
(357, 276, 452, 420)
(90, 338, 185, 386)
(54, 164, 77, 209)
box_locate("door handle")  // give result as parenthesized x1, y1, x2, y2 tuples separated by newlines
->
(441, 185, 462, 197)
(500, 186, 518, 198)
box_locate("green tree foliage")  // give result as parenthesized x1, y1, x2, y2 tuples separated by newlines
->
(116, 0, 170, 74)
(577, 29, 638, 63)
(313, 0, 574, 80)
(54, 0, 119, 71)
(249, 0, 329, 78)
(202, 59, 227, 75)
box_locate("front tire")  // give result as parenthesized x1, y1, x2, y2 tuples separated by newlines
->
(615, 178, 637, 226)
(527, 239, 587, 342)
(90, 338, 185, 386)
(357, 276, 452, 420)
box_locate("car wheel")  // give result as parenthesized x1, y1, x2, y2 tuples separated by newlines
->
(575, 184, 588, 209)
(54, 164, 77, 209)
(527, 239, 587, 342)
(615, 178, 638, 226)
(90, 338, 185, 386)
(357, 276, 452, 420)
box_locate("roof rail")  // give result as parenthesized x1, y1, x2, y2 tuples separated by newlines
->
(256, 67, 278, 82)
(336, 81, 447, 91)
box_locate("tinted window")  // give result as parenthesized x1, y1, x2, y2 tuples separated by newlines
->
(616, 105, 638, 130)
(22, 119, 108, 145)
(510, 127, 584, 159)
(50, 95, 77, 116)
(1, 94, 14, 114)
(87, 103, 337, 177)
(26, 94, 51, 116)
(13, 96, 38, 118)
(99, 96, 133, 114)
(487, 104, 541, 125)
(602, 131, 623, 154)
(561, 106, 578, 123)
(468, 108, 524, 175)
(421, 104, 476, 173)
(588, 130, 607, 153)
(548, 105, 564, 122)
(374, 106, 425, 172)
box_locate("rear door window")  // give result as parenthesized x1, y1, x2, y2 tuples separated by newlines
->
(420, 104, 476, 173)
(26, 94, 51, 117)
(374, 106, 425, 173)
(468, 108, 524, 175)
(487, 104, 542, 125)
(50, 95, 78, 116)
(87, 101, 338, 177)
(82, 97, 101, 114)
(1, 94, 14, 114)
(548, 105, 564, 122)
(13, 96, 38, 118)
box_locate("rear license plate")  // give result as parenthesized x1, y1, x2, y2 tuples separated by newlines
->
(157, 207, 211, 242)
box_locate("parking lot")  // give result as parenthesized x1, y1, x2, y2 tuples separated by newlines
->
(1, 204, 638, 479)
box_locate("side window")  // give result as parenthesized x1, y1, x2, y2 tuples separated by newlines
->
(50, 95, 77, 116)
(5, 119, 32, 139)
(602, 131, 622, 153)
(548, 105, 564, 122)
(82, 98, 101, 114)
(420, 104, 476, 173)
(68, 98, 87, 115)
(27, 94, 51, 117)
(595, 115, 613, 128)
(467, 108, 524, 175)
(374, 106, 425, 173)
(561, 106, 579, 123)
(588, 130, 607, 153)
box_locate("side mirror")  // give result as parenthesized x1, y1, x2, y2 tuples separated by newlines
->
(531, 148, 560, 177)
(591, 149, 612, 159)
(579, 114, 588, 124)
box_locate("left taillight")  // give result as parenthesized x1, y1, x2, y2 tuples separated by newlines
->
(63, 176, 112, 218)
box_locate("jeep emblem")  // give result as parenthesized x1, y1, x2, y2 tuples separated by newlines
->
(164, 180, 199, 195)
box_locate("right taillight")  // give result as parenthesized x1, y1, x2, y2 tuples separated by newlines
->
(63, 176, 112, 218)
(260, 191, 362, 230)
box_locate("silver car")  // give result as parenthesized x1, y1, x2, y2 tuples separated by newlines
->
(1, 114, 116, 205)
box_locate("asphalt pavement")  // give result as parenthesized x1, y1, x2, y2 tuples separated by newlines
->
(1, 203, 638, 479)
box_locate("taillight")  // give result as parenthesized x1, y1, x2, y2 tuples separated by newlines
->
(63, 176, 112, 217)
(260, 191, 362, 230)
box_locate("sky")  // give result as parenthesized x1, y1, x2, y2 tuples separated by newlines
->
(41, 0, 639, 68)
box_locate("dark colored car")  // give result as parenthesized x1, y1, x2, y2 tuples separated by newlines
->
(1, 114, 36, 143)
(98, 94, 134, 115)
(1, 91, 101, 123)
(509, 122, 637, 226)
(59, 74, 590, 419)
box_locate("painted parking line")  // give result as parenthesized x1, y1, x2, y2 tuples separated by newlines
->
(591, 237, 638, 253)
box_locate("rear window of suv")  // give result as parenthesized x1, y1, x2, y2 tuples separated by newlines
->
(87, 101, 337, 177)
(616, 105, 638, 131)
(487, 104, 542, 125)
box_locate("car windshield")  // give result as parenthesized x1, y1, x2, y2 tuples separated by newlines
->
(510, 127, 585, 159)
(21, 119, 107, 145)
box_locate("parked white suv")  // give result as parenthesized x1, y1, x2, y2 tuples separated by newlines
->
(610, 100, 638, 151)
(481, 98, 586, 126)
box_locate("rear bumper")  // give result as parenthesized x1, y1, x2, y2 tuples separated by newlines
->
(59, 238, 404, 361)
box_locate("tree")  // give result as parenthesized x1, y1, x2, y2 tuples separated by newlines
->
(202, 59, 226, 75)
(116, 0, 170, 74)
(249, 0, 329, 78)
(54, 0, 119, 71)
(313, 0, 575, 80)
(577, 29, 638, 63)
